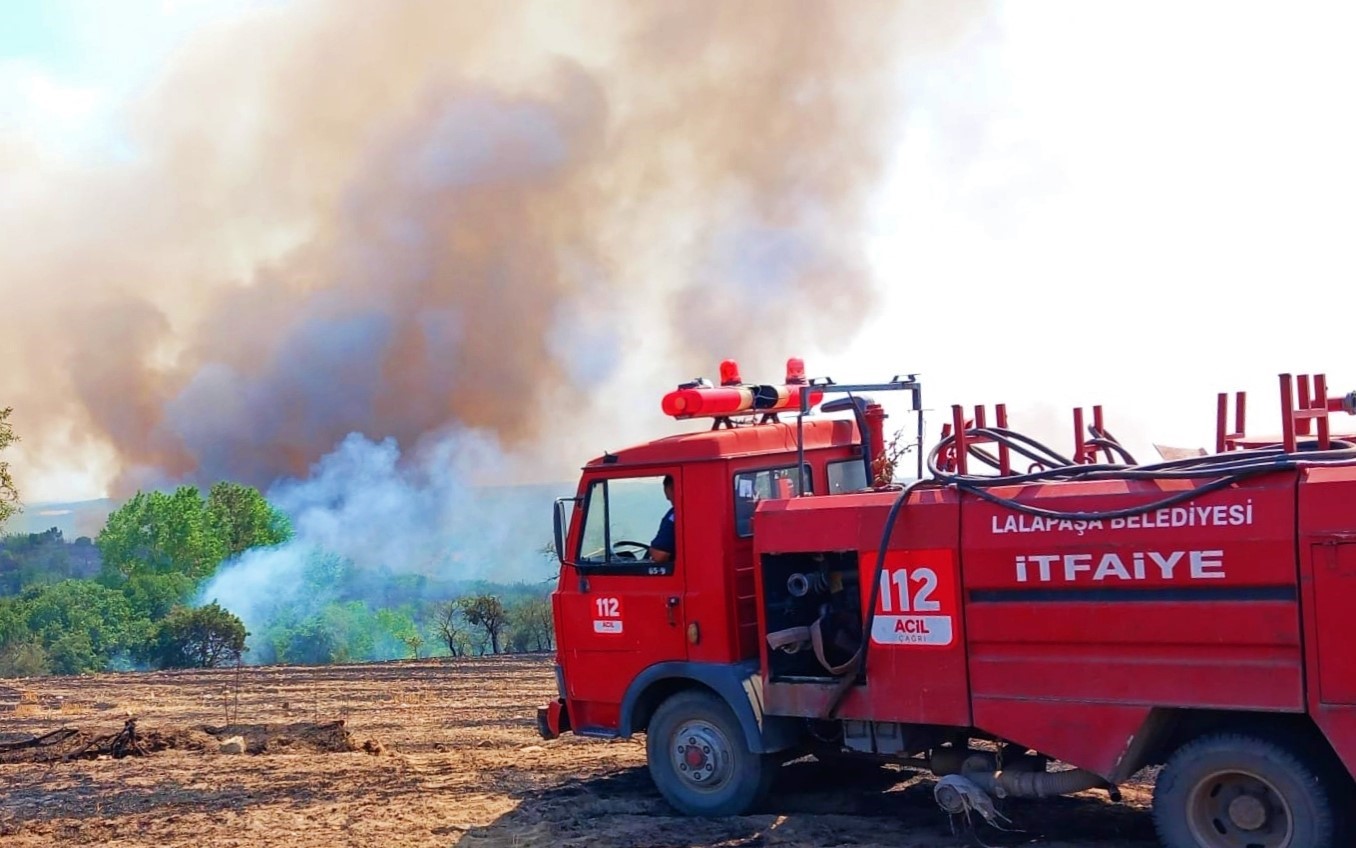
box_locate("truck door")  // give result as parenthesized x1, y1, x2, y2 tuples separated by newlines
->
(556, 471, 688, 729)
(1313, 542, 1356, 704)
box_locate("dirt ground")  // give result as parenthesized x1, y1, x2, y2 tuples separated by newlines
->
(0, 656, 1159, 847)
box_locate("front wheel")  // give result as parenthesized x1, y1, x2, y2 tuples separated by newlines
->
(645, 690, 774, 816)
(1152, 732, 1338, 848)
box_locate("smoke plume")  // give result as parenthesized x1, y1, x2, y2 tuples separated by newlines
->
(196, 428, 556, 652)
(1, 1, 984, 496)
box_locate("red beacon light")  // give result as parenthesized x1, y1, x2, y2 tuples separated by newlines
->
(661, 356, 824, 423)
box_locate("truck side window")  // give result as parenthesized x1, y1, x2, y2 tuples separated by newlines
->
(578, 481, 609, 562)
(576, 475, 673, 564)
(827, 459, 869, 493)
(733, 465, 811, 538)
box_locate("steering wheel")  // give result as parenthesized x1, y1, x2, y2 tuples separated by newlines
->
(611, 540, 650, 561)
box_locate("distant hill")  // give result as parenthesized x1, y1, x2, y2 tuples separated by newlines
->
(3, 481, 577, 543)
(7, 499, 117, 539)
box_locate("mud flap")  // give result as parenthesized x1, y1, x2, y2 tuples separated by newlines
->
(537, 699, 569, 740)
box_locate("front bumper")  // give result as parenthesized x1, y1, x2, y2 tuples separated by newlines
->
(536, 698, 570, 740)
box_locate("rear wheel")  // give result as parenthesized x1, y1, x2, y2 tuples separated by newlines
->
(645, 690, 774, 816)
(1152, 732, 1337, 848)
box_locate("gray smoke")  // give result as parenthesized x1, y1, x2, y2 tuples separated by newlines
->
(1, 2, 989, 644)
(0, 0, 986, 495)
(198, 427, 555, 651)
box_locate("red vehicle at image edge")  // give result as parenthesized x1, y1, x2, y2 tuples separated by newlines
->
(538, 359, 1356, 848)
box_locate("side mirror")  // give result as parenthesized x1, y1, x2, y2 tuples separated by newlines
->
(821, 396, 874, 486)
(553, 498, 573, 565)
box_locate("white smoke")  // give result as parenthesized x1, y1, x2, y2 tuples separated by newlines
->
(197, 429, 557, 651)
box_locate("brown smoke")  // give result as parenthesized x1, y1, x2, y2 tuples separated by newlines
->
(0, 0, 985, 496)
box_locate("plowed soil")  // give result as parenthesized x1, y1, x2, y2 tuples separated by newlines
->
(0, 656, 1158, 847)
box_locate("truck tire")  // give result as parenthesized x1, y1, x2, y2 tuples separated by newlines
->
(1152, 732, 1337, 848)
(645, 689, 774, 817)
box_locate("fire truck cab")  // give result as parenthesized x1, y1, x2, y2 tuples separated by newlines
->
(540, 362, 1356, 848)
(541, 364, 892, 745)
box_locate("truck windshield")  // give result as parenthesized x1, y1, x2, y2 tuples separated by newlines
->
(734, 465, 810, 537)
(827, 459, 869, 493)
(578, 475, 671, 563)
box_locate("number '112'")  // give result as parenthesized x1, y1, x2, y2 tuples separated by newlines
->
(879, 568, 940, 613)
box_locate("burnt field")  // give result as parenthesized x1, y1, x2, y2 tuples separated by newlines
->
(1, 656, 1157, 847)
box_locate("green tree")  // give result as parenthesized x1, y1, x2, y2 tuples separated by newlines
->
(97, 487, 227, 583)
(0, 596, 27, 646)
(270, 614, 340, 666)
(328, 601, 378, 662)
(0, 639, 50, 677)
(0, 528, 73, 595)
(302, 550, 352, 591)
(507, 596, 555, 653)
(373, 607, 417, 659)
(0, 407, 19, 528)
(434, 600, 468, 657)
(143, 603, 247, 669)
(207, 481, 292, 557)
(266, 601, 403, 665)
(123, 572, 200, 622)
(20, 580, 150, 674)
(459, 594, 507, 654)
(402, 633, 424, 659)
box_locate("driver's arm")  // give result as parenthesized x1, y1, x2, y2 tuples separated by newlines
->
(648, 547, 671, 563)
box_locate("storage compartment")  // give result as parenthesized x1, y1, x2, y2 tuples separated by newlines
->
(761, 551, 863, 681)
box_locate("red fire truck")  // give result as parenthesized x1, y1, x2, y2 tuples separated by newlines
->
(538, 360, 1356, 848)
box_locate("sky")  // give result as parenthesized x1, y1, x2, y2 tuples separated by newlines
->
(828, 2, 1356, 462)
(0, 0, 278, 152)
(2, 1, 1355, 501)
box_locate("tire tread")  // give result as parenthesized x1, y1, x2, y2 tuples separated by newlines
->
(1152, 731, 1337, 848)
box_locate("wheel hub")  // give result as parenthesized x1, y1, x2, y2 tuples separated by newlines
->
(1227, 794, 1268, 831)
(684, 746, 707, 769)
(1188, 769, 1293, 848)
(671, 721, 731, 792)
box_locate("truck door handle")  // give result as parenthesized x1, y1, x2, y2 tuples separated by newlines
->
(666, 596, 679, 626)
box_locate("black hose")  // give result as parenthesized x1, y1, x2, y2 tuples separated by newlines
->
(964, 443, 1007, 472)
(1087, 425, 1138, 465)
(974, 426, 1076, 468)
(814, 421, 1356, 709)
(928, 440, 1128, 486)
(928, 426, 1356, 522)
(957, 472, 1252, 521)
(824, 478, 927, 720)
(1086, 434, 1138, 465)
(942, 428, 1073, 473)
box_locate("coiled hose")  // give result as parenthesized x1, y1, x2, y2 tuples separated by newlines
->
(821, 425, 1356, 720)
(930, 429, 1356, 521)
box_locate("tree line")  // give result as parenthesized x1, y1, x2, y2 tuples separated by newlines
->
(0, 408, 17, 528)
(0, 482, 290, 676)
(0, 412, 555, 678)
